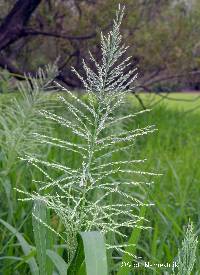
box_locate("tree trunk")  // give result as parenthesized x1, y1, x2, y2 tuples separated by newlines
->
(0, 0, 42, 51)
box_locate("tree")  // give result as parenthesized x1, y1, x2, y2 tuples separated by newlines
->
(0, 0, 42, 78)
(0, 0, 200, 92)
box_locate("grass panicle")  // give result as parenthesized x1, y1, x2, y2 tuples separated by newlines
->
(0, 63, 58, 222)
(18, 5, 158, 263)
(173, 221, 198, 275)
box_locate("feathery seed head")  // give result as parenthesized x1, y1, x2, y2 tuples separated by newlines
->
(18, 5, 158, 262)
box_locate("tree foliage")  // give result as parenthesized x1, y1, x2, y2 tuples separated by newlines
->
(0, 0, 200, 91)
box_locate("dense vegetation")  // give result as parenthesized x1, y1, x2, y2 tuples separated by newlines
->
(0, 90, 199, 274)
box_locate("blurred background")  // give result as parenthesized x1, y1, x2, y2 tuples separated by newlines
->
(1, 0, 200, 95)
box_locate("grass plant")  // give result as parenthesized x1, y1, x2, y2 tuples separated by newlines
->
(0, 92, 200, 274)
(16, 5, 157, 271)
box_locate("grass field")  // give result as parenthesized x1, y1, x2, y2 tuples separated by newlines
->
(131, 94, 200, 274)
(0, 92, 200, 274)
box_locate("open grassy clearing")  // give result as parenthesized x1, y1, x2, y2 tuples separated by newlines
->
(0, 92, 200, 274)
(132, 92, 200, 112)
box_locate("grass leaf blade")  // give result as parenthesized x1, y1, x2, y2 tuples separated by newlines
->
(80, 231, 108, 275)
(0, 218, 39, 275)
(32, 200, 54, 275)
(46, 249, 68, 275)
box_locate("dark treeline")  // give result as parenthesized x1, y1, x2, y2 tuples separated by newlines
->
(0, 0, 200, 92)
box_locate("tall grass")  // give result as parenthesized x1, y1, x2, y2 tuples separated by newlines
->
(0, 7, 199, 275)
(0, 64, 58, 274)
(0, 64, 58, 227)
(0, 93, 200, 274)
(15, 6, 157, 273)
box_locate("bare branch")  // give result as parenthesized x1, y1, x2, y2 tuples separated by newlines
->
(22, 28, 98, 41)
(143, 70, 200, 87)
